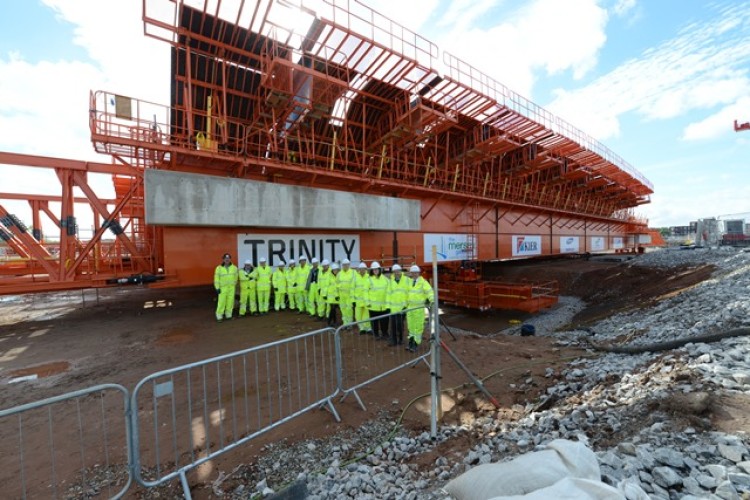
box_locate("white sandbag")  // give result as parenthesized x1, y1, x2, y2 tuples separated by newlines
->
(443, 439, 649, 500)
(488, 477, 629, 500)
(444, 439, 600, 499)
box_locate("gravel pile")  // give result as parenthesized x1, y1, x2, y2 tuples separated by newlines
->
(214, 246, 750, 499)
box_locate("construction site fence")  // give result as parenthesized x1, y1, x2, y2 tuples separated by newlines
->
(0, 310, 437, 499)
(335, 306, 433, 411)
(0, 383, 132, 500)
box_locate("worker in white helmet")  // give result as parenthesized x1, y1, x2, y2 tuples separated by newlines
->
(255, 257, 272, 314)
(272, 261, 287, 311)
(386, 263, 409, 345)
(317, 259, 331, 319)
(353, 262, 372, 334)
(337, 258, 355, 324)
(285, 259, 297, 310)
(405, 264, 433, 352)
(295, 256, 310, 313)
(238, 259, 257, 317)
(214, 253, 239, 321)
(305, 257, 321, 317)
(368, 261, 389, 340)
(326, 263, 341, 326)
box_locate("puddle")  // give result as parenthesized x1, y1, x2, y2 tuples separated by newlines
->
(8, 361, 71, 382)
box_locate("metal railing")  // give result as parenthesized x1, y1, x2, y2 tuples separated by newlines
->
(0, 384, 132, 500)
(130, 327, 339, 493)
(336, 306, 432, 410)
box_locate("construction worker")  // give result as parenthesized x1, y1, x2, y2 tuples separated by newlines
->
(368, 261, 389, 340)
(238, 260, 257, 317)
(337, 258, 356, 325)
(272, 261, 287, 311)
(405, 265, 433, 352)
(214, 253, 238, 322)
(306, 258, 321, 316)
(295, 256, 311, 313)
(286, 259, 297, 310)
(317, 259, 331, 319)
(255, 257, 272, 314)
(387, 264, 409, 345)
(353, 262, 371, 333)
(326, 263, 341, 326)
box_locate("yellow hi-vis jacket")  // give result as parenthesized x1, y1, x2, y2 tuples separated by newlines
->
(387, 274, 410, 311)
(255, 265, 272, 291)
(319, 269, 331, 297)
(272, 268, 287, 292)
(238, 267, 256, 290)
(326, 272, 340, 304)
(353, 272, 370, 306)
(337, 268, 355, 298)
(285, 266, 296, 292)
(214, 264, 238, 289)
(406, 276, 433, 307)
(368, 274, 389, 311)
(296, 263, 311, 290)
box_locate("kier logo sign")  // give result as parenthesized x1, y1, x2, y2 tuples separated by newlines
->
(512, 235, 542, 257)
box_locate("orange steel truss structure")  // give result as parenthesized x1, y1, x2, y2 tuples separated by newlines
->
(0, 0, 653, 299)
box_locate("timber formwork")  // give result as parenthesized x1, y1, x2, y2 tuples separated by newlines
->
(1, 0, 653, 296)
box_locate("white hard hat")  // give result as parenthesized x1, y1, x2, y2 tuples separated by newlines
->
(370, 261, 380, 269)
(299, 255, 307, 261)
(331, 263, 340, 270)
(342, 258, 350, 265)
(277, 261, 285, 266)
(409, 265, 420, 273)
(391, 264, 402, 272)
(259, 257, 267, 263)
(321, 259, 330, 266)
(311, 257, 319, 264)
(288, 259, 295, 265)
(358, 262, 367, 269)
(244, 260, 252, 266)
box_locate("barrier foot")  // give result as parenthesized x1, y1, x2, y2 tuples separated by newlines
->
(351, 389, 366, 411)
(320, 398, 341, 422)
(179, 470, 192, 499)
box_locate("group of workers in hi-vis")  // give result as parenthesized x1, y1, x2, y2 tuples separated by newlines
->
(213, 253, 434, 352)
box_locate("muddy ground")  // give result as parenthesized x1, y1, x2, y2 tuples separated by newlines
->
(0, 256, 726, 498)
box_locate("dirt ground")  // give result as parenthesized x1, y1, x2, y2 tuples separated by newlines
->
(0, 256, 728, 498)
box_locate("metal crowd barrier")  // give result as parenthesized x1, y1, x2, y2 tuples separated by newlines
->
(336, 306, 432, 410)
(0, 384, 132, 499)
(130, 327, 339, 497)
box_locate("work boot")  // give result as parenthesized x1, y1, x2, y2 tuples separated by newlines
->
(406, 338, 417, 352)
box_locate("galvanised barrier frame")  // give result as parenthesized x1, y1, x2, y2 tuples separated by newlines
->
(130, 327, 339, 498)
(0, 384, 132, 500)
(335, 306, 433, 410)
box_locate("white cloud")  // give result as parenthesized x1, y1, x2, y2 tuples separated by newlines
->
(547, 2, 750, 140)
(682, 96, 750, 140)
(434, 0, 607, 97)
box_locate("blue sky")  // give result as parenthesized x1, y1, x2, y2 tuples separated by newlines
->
(1, 0, 749, 229)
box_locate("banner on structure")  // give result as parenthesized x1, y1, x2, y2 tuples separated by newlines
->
(560, 236, 580, 254)
(590, 236, 606, 251)
(237, 234, 360, 267)
(612, 237, 624, 249)
(424, 234, 476, 262)
(512, 235, 542, 257)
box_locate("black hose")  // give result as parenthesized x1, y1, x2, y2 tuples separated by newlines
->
(590, 328, 750, 354)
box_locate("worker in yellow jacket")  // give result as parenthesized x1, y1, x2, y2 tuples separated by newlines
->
(405, 265, 434, 352)
(353, 262, 371, 333)
(295, 256, 311, 313)
(306, 258, 321, 316)
(255, 257, 272, 314)
(214, 253, 238, 322)
(272, 262, 287, 311)
(368, 262, 389, 340)
(326, 263, 341, 326)
(285, 260, 297, 310)
(238, 260, 257, 317)
(317, 259, 331, 319)
(387, 264, 409, 346)
(337, 259, 356, 325)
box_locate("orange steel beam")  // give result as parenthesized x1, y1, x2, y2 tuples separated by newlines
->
(0, 192, 117, 204)
(0, 151, 139, 176)
(0, 204, 58, 276)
